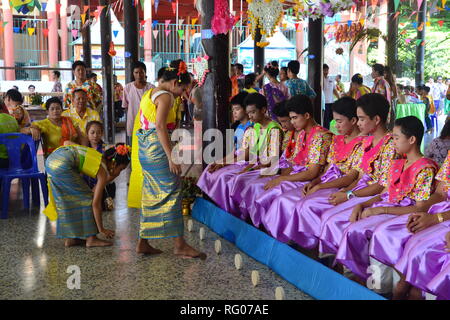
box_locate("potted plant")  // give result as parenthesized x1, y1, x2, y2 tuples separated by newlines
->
(30, 93, 43, 106)
(180, 177, 201, 215)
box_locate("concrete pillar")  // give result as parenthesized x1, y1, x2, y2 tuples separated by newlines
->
(60, 0, 69, 61)
(2, 1, 15, 80)
(143, 0, 152, 62)
(47, 0, 59, 69)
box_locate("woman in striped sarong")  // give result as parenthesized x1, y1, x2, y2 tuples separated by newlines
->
(44, 144, 130, 247)
(134, 60, 205, 259)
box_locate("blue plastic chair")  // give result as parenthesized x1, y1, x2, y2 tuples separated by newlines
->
(430, 113, 438, 134)
(0, 133, 48, 219)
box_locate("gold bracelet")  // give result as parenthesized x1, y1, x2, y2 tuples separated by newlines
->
(437, 213, 444, 223)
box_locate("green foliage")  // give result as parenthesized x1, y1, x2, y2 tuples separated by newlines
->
(180, 177, 201, 199)
(30, 94, 43, 105)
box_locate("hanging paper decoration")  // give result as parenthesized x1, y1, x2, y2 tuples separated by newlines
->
(179, 19, 184, 25)
(27, 27, 35, 36)
(81, 13, 86, 25)
(178, 29, 185, 38)
(191, 18, 198, 25)
(154, 0, 159, 13)
(139, 30, 145, 37)
(21, 20, 29, 30)
(438, 20, 444, 27)
(41, 2, 46, 11)
(71, 29, 78, 38)
(191, 55, 210, 86)
(113, 30, 119, 38)
(293, 0, 356, 20)
(152, 20, 158, 28)
(108, 42, 117, 57)
(10, 0, 41, 14)
(171, 1, 177, 14)
(153, 30, 159, 39)
(247, 0, 284, 47)
(165, 20, 171, 28)
(125, 51, 132, 58)
(43, 28, 49, 37)
(190, 28, 196, 36)
(13, 27, 20, 33)
(211, 0, 234, 35)
(165, 29, 171, 37)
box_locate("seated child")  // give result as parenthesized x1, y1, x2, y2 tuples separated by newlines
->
(84, 121, 116, 211)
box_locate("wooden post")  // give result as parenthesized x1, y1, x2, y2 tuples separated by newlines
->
(387, 0, 398, 74)
(124, 0, 139, 83)
(100, 2, 114, 144)
(254, 27, 264, 87)
(200, 0, 231, 166)
(415, 0, 426, 85)
(307, 18, 323, 125)
(82, 0, 92, 69)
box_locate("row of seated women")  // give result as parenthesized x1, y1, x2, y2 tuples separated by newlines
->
(198, 92, 450, 300)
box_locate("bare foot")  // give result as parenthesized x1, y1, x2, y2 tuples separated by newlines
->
(393, 279, 410, 300)
(174, 241, 206, 260)
(86, 236, 113, 247)
(136, 239, 163, 255)
(64, 238, 85, 247)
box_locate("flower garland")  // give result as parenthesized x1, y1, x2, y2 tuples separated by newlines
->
(211, 0, 235, 35)
(10, 0, 41, 14)
(191, 55, 210, 87)
(247, 0, 284, 48)
(294, 0, 356, 20)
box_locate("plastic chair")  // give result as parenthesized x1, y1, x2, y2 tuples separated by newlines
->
(430, 113, 438, 134)
(0, 133, 48, 219)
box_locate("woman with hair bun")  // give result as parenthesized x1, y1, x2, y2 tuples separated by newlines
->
(130, 60, 205, 259)
(44, 143, 131, 247)
(347, 73, 371, 100)
(260, 62, 290, 120)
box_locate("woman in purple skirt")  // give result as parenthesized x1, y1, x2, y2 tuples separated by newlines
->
(280, 97, 365, 247)
(318, 93, 399, 256)
(238, 94, 333, 228)
(197, 93, 282, 214)
(335, 116, 439, 281)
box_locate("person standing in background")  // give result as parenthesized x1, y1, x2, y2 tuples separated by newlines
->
(52, 71, 63, 93)
(323, 64, 339, 129)
(334, 74, 345, 100)
(122, 62, 155, 144)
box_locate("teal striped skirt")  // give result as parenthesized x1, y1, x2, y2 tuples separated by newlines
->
(138, 129, 184, 239)
(45, 147, 98, 239)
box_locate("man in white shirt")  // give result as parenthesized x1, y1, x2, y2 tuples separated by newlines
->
(435, 76, 447, 114)
(323, 64, 339, 129)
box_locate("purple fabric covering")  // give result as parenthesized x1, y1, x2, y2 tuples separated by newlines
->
(335, 193, 415, 280)
(318, 174, 374, 254)
(237, 164, 307, 227)
(395, 218, 450, 295)
(197, 162, 247, 213)
(272, 164, 343, 247)
(428, 261, 450, 300)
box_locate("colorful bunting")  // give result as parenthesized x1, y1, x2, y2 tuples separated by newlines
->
(13, 27, 20, 33)
(21, 20, 29, 30)
(171, 2, 177, 14)
(10, 0, 41, 14)
(43, 28, 49, 37)
(165, 20, 171, 28)
(417, 0, 424, 10)
(177, 29, 184, 38)
(153, 30, 159, 39)
(190, 28, 196, 36)
(165, 29, 171, 37)
(405, 38, 411, 44)
(192, 18, 198, 25)
(154, 0, 159, 13)
(27, 27, 35, 36)
(418, 22, 424, 31)
(81, 13, 86, 25)
(139, 30, 145, 37)
(3, 22, 8, 27)
(83, 5, 89, 13)
(152, 20, 158, 28)
(41, 2, 46, 11)
(393, 11, 400, 19)
(178, 19, 184, 25)
(71, 29, 78, 38)
(438, 20, 444, 27)
(0, 25, 3, 35)
(113, 30, 119, 38)
(394, 0, 400, 11)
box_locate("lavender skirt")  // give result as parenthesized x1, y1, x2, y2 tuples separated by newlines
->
(318, 174, 374, 255)
(197, 162, 247, 213)
(238, 165, 307, 227)
(395, 218, 450, 295)
(428, 261, 450, 300)
(277, 164, 344, 247)
(335, 193, 415, 280)
(370, 199, 450, 269)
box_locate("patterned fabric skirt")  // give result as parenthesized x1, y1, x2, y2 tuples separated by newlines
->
(45, 147, 97, 239)
(138, 129, 184, 239)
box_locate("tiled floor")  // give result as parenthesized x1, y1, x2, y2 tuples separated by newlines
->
(0, 115, 446, 300)
(0, 131, 312, 300)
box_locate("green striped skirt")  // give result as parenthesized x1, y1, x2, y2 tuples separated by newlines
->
(138, 129, 184, 239)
